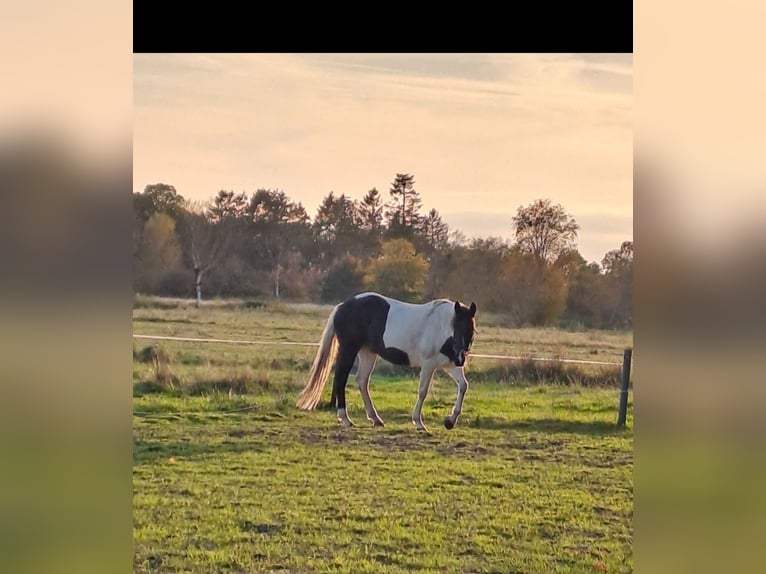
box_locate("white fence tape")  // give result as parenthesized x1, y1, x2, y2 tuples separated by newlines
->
(133, 334, 623, 366)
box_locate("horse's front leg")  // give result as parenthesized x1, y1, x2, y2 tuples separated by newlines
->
(443, 365, 469, 430)
(412, 364, 436, 431)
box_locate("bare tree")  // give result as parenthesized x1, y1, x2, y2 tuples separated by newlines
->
(178, 199, 235, 307)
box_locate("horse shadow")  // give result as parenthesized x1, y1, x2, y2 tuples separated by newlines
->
(133, 433, 274, 465)
(465, 416, 628, 435)
(367, 406, 628, 436)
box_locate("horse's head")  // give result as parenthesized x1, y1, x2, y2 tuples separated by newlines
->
(451, 300, 477, 367)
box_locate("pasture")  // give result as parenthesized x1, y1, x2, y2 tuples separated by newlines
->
(133, 299, 633, 573)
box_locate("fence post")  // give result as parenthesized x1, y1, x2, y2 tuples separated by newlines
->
(616, 348, 632, 428)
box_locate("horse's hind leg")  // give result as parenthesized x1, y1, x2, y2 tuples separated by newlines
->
(356, 349, 383, 427)
(333, 344, 359, 427)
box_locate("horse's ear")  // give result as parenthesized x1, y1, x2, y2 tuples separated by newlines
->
(454, 301, 461, 313)
(470, 302, 477, 316)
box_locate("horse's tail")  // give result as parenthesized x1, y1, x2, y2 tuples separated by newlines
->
(296, 303, 341, 410)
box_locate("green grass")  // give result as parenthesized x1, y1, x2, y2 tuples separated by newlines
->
(133, 298, 633, 573)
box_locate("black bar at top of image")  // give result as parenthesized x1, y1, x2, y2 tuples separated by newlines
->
(133, 2, 633, 54)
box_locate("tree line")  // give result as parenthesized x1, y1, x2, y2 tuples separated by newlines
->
(133, 173, 632, 329)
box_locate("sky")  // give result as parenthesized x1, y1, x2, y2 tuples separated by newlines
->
(133, 53, 632, 264)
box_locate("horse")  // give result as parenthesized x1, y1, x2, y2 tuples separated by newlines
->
(296, 292, 477, 430)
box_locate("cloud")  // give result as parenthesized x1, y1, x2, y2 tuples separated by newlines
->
(133, 54, 632, 256)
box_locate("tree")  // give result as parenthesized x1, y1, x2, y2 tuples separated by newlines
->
(277, 250, 322, 300)
(320, 255, 366, 302)
(366, 239, 428, 302)
(134, 212, 182, 294)
(134, 183, 184, 222)
(419, 208, 450, 256)
(133, 183, 185, 264)
(133, 207, 144, 260)
(208, 190, 248, 223)
(177, 199, 237, 307)
(469, 236, 513, 257)
(356, 187, 385, 258)
(562, 260, 608, 328)
(314, 192, 357, 240)
(432, 237, 569, 325)
(601, 241, 633, 328)
(499, 251, 568, 326)
(555, 249, 598, 326)
(428, 239, 507, 310)
(602, 240, 633, 275)
(511, 199, 579, 263)
(357, 188, 384, 231)
(385, 173, 422, 237)
(447, 229, 469, 248)
(247, 189, 311, 298)
(313, 191, 360, 264)
(553, 248, 588, 278)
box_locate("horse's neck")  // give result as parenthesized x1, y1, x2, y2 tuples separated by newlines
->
(427, 300, 454, 338)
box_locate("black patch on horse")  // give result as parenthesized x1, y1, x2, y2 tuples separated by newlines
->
(440, 336, 457, 362)
(330, 294, 411, 409)
(441, 301, 477, 366)
(379, 346, 410, 366)
(333, 294, 411, 366)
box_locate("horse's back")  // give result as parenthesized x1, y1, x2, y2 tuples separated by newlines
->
(352, 292, 449, 312)
(339, 292, 451, 366)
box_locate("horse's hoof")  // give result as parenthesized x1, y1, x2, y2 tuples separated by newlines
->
(444, 417, 456, 430)
(372, 419, 385, 428)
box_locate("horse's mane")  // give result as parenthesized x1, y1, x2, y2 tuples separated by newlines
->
(421, 299, 454, 333)
(425, 298, 451, 317)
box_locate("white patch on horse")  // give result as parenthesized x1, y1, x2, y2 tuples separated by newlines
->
(355, 293, 453, 368)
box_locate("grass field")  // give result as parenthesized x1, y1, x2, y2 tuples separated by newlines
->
(133, 298, 633, 573)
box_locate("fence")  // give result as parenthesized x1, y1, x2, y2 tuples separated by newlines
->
(133, 334, 633, 427)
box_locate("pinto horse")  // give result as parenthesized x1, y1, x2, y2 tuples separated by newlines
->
(296, 292, 477, 430)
